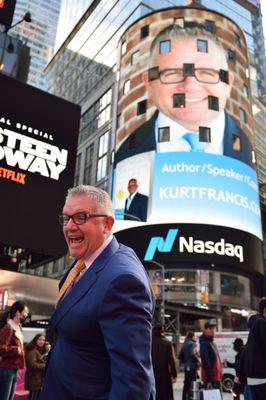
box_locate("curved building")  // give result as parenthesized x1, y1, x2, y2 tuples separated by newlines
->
(113, 6, 263, 332)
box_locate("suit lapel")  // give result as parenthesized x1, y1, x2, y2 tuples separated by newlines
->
(50, 237, 119, 327)
(223, 112, 233, 157)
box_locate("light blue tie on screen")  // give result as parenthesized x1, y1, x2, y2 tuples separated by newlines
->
(183, 132, 207, 152)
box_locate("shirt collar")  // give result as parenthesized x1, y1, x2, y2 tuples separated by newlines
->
(128, 191, 137, 201)
(83, 234, 113, 269)
(7, 319, 23, 344)
(156, 111, 225, 154)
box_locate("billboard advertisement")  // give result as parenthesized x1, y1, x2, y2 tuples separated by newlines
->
(113, 7, 263, 273)
(0, 73, 80, 257)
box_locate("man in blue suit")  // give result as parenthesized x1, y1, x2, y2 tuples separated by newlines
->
(116, 24, 253, 168)
(41, 185, 155, 400)
(124, 178, 148, 222)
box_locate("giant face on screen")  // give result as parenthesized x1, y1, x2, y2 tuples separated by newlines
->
(113, 8, 262, 271)
(0, 74, 80, 256)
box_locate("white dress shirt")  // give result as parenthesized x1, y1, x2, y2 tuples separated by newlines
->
(155, 111, 225, 155)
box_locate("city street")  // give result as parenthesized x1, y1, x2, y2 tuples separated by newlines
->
(173, 374, 233, 400)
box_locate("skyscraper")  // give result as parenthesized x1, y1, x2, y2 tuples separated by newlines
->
(10, 0, 61, 89)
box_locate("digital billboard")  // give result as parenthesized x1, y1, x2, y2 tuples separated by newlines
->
(113, 7, 263, 274)
(0, 73, 80, 258)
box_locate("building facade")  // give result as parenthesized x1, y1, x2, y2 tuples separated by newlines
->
(10, 0, 61, 89)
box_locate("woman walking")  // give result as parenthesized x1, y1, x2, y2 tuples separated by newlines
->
(0, 300, 29, 400)
(25, 334, 46, 400)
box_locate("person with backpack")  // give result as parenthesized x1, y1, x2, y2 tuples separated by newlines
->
(0, 301, 29, 400)
(179, 331, 200, 400)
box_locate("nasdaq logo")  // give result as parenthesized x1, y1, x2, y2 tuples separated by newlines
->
(144, 229, 178, 261)
(144, 229, 244, 263)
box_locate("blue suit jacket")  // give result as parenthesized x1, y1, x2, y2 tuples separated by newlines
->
(115, 111, 253, 168)
(124, 192, 148, 222)
(41, 237, 155, 400)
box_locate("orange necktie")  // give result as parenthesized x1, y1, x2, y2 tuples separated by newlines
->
(56, 260, 86, 305)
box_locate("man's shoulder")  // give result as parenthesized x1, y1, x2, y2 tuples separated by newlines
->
(135, 192, 148, 200)
(0, 324, 12, 335)
(115, 112, 157, 164)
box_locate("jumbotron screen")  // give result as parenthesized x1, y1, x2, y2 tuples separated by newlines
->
(0, 73, 80, 256)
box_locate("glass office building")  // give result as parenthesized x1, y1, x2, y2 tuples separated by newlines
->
(10, 0, 61, 89)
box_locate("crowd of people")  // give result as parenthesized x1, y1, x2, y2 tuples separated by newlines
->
(0, 301, 51, 400)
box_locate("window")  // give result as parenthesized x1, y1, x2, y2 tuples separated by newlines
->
(128, 135, 136, 150)
(137, 100, 147, 115)
(131, 50, 139, 65)
(83, 144, 94, 185)
(140, 25, 149, 39)
(205, 20, 216, 33)
(174, 17, 184, 28)
(173, 93, 185, 108)
(240, 108, 247, 123)
(199, 127, 211, 143)
(158, 127, 170, 143)
(197, 39, 208, 53)
(79, 89, 112, 144)
(243, 85, 249, 98)
(160, 40, 170, 54)
(232, 135, 241, 152)
(227, 49, 236, 62)
(74, 154, 81, 186)
(123, 79, 130, 94)
(121, 41, 127, 55)
(117, 113, 121, 129)
(208, 96, 219, 111)
(96, 131, 109, 182)
(234, 32, 241, 48)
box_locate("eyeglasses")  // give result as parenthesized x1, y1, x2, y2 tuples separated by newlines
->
(59, 212, 108, 226)
(148, 67, 227, 84)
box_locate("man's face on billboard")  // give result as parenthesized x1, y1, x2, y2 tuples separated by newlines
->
(128, 179, 138, 195)
(144, 36, 234, 131)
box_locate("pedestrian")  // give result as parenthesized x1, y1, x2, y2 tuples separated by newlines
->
(178, 331, 200, 400)
(25, 334, 46, 400)
(0, 300, 29, 400)
(223, 338, 244, 400)
(199, 320, 223, 392)
(152, 324, 177, 400)
(245, 298, 266, 400)
(40, 185, 155, 399)
(41, 342, 51, 363)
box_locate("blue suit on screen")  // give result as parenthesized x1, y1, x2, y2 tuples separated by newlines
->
(40, 237, 155, 400)
(124, 192, 148, 222)
(115, 111, 253, 168)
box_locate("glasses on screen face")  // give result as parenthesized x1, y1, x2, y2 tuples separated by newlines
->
(155, 68, 221, 84)
(59, 212, 108, 225)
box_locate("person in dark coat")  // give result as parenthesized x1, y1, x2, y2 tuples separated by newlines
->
(152, 324, 177, 400)
(199, 320, 223, 391)
(124, 178, 148, 222)
(245, 298, 266, 400)
(224, 338, 244, 400)
(178, 331, 200, 400)
(25, 334, 46, 400)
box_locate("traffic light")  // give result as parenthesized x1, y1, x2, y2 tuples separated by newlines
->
(0, 0, 16, 28)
